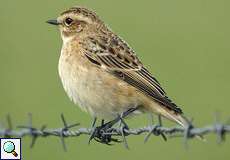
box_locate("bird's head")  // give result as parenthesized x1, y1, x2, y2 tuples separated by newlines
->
(47, 6, 104, 41)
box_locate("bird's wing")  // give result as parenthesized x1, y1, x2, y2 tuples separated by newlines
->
(82, 35, 182, 113)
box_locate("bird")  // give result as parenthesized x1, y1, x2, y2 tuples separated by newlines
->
(47, 6, 192, 137)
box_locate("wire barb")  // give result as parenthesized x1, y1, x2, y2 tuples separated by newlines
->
(118, 115, 129, 149)
(144, 115, 167, 143)
(59, 113, 80, 151)
(3, 114, 13, 138)
(214, 112, 226, 144)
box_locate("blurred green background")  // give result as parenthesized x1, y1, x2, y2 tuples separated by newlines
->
(0, 0, 230, 159)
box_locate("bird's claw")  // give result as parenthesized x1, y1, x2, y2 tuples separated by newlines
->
(88, 122, 120, 145)
(88, 107, 139, 145)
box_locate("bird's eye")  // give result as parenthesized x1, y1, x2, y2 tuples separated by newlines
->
(64, 18, 73, 26)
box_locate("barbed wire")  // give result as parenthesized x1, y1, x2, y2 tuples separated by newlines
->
(0, 113, 230, 150)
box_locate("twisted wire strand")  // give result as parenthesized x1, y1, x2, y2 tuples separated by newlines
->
(0, 114, 229, 150)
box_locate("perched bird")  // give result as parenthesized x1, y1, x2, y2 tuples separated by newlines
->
(47, 6, 191, 130)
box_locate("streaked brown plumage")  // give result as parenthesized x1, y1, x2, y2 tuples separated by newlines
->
(47, 6, 190, 128)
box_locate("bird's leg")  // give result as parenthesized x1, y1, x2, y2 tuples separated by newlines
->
(89, 106, 139, 144)
(101, 106, 139, 130)
(91, 117, 97, 128)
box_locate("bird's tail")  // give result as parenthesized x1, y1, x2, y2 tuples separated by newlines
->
(165, 111, 191, 128)
(158, 108, 204, 140)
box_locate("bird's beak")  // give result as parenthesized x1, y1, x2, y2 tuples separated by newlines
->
(46, 19, 60, 25)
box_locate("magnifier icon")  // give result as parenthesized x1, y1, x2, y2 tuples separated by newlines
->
(3, 141, 18, 157)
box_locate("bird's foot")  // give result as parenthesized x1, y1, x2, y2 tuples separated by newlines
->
(88, 119, 121, 145)
(88, 107, 139, 145)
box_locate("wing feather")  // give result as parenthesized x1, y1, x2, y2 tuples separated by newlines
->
(82, 36, 182, 113)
